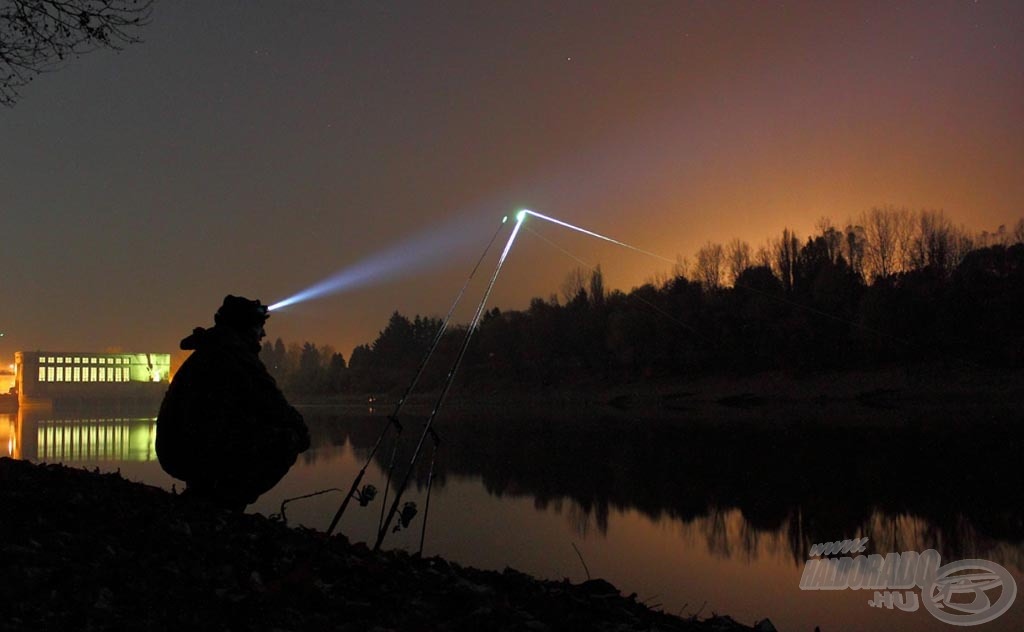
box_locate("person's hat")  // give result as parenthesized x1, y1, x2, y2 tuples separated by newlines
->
(215, 295, 270, 330)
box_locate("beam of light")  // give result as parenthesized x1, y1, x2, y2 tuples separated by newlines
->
(520, 209, 677, 265)
(268, 217, 493, 312)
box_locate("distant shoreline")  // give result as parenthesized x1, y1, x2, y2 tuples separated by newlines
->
(290, 362, 1024, 427)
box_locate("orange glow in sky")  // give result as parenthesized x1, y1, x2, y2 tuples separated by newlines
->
(1, 2, 1021, 359)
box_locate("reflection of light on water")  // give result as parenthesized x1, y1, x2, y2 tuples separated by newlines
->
(0, 413, 15, 459)
(36, 418, 158, 463)
(651, 507, 1024, 575)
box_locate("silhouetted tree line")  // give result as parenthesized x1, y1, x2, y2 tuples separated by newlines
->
(266, 210, 1024, 394)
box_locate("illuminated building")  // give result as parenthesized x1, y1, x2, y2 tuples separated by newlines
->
(14, 351, 171, 408)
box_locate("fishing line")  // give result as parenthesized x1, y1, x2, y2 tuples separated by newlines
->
(325, 216, 510, 537)
(521, 209, 678, 265)
(523, 224, 595, 269)
(523, 224, 703, 336)
(523, 209, 906, 346)
(375, 214, 526, 551)
(731, 278, 910, 346)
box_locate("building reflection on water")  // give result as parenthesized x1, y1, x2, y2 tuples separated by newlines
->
(0, 409, 157, 463)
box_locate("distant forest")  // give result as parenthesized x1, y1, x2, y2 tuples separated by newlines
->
(262, 209, 1024, 395)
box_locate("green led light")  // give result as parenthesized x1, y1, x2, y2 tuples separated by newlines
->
(502, 215, 508, 224)
(516, 210, 527, 222)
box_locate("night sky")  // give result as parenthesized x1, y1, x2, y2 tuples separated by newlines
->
(2, 1, 1021, 366)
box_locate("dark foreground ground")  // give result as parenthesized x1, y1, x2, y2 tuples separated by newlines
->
(0, 458, 774, 632)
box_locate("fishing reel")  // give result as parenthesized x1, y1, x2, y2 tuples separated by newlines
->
(353, 484, 377, 507)
(392, 501, 419, 533)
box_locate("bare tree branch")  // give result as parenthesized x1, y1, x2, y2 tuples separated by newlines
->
(0, 0, 152, 106)
(695, 241, 725, 291)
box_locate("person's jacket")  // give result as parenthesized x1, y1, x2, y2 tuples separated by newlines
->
(156, 325, 309, 484)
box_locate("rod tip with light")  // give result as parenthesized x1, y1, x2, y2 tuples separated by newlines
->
(516, 209, 528, 222)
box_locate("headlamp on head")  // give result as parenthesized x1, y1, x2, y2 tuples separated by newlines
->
(215, 295, 270, 331)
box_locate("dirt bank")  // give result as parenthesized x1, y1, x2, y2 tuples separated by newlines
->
(0, 458, 773, 631)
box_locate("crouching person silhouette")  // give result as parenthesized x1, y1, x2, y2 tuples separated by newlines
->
(156, 295, 310, 511)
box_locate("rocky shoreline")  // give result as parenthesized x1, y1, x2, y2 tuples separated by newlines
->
(0, 458, 773, 631)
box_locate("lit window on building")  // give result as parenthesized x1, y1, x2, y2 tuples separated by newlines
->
(90, 367, 98, 382)
(56, 367, 65, 382)
(73, 367, 81, 382)
(38, 367, 46, 382)
(47, 367, 55, 382)
(90, 358, 97, 364)
(75, 357, 81, 364)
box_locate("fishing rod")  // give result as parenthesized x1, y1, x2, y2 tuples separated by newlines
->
(417, 427, 440, 556)
(372, 215, 512, 534)
(324, 216, 510, 537)
(375, 209, 669, 551)
(375, 212, 526, 550)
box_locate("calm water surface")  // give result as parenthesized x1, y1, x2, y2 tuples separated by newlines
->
(2, 404, 1022, 632)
